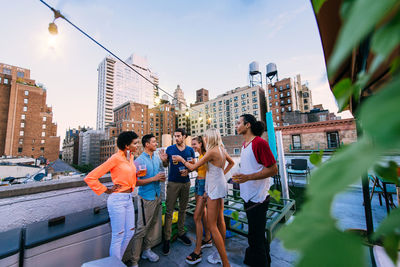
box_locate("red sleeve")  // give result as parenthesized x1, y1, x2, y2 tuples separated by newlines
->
(252, 136, 276, 168)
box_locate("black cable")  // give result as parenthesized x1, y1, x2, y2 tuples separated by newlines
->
(38, 0, 200, 115)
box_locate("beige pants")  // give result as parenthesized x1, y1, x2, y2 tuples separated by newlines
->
(123, 195, 162, 264)
(163, 181, 191, 240)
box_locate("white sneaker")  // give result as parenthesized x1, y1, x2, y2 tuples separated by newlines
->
(207, 251, 222, 264)
(141, 249, 159, 262)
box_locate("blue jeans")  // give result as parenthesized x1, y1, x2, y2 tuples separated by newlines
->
(107, 193, 135, 260)
(195, 179, 206, 196)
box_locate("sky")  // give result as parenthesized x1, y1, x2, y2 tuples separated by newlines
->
(0, 0, 351, 144)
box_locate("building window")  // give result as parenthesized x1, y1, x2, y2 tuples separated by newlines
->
(281, 107, 285, 112)
(19, 139, 23, 145)
(234, 148, 241, 155)
(252, 97, 257, 103)
(20, 131, 24, 136)
(280, 86, 283, 90)
(274, 95, 277, 99)
(41, 140, 45, 144)
(269, 103, 272, 107)
(42, 132, 46, 137)
(40, 147, 44, 152)
(241, 94, 246, 99)
(18, 147, 23, 153)
(17, 71, 24, 78)
(42, 125, 46, 129)
(327, 131, 340, 149)
(21, 122, 25, 128)
(21, 114, 25, 120)
(23, 99, 28, 104)
(242, 107, 246, 112)
(286, 84, 290, 89)
(274, 87, 277, 92)
(288, 106, 292, 111)
(268, 89, 271, 94)
(304, 99, 308, 104)
(287, 92, 290, 96)
(268, 96, 272, 101)
(304, 105, 309, 110)
(277, 116, 280, 120)
(253, 104, 258, 109)
(4, 78, 9, 84)
(281, 100, 284, 105)
(252, 91, 257, 96)
(276, 109, 279, 113)
(303, 92, 309, 97)
(288, 99, 291, 104)
(24, 90, 29, 96)
(292, 135, 301, 150)
(253, 110, 258, 116)
(280, 93, 283, 97)
(23, 106, 27, 112)
(275, 102, 278, 106)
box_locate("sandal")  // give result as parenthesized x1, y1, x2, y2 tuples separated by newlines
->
(201, 238, 212, 248)
(185, 251, 202, 265)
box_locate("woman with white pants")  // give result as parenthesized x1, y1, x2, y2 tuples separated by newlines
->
(85, 131, 140, 260)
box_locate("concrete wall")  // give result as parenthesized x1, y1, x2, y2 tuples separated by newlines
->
(0, 176, 111, 232)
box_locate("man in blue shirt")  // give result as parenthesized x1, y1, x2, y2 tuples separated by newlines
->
(161, 128, 195, 255)
(124, 134, 167, 267)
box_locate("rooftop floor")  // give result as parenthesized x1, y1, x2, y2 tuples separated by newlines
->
(137, 186, 389, 266)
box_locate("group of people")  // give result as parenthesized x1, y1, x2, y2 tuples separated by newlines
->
(84, 114, 278, 267)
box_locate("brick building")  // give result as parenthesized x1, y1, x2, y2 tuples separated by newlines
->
(267, 74, 313, 126)
(275, 118, 357, 153)
(0, 63, 60, 161)
(100, 101, 176, 163)
(196, 88, 209, 104)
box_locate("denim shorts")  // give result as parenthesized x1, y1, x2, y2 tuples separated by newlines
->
(195, 179, 206, 196)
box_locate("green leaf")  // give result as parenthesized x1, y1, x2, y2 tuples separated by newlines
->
(390, 56, 400, 74)
(383, 234, 400, 264)
(373, 208, 400, 239)
(374, 161, 399, 185)
(231, 211, 239, 221)
(268, 189, 281, 202)
(328, 0, 397, 76)
(333, 78, 352, 111)
(359, 76, 400, 149)
(371, 12, 400, 62)
(312, 0, 327, 13)
(309, 150, 323, 166)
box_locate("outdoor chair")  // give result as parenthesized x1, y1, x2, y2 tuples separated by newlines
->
(286, 159, 310, 186)
(368, 174, 397, 213)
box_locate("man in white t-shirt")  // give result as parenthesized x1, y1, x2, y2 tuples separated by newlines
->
(233, 114, 278, 267)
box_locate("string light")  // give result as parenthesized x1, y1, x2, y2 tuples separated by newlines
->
(39, 0, 201, 115)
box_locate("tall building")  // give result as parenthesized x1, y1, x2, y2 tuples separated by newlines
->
(78, 130, 105, 167)
(196, 88, 209, 104)
(185, 85, 266, 137)
(96, 54, 158, 130)
(172, 85, 187, 111)
(148, 103, 176, 144)
(0, 63, 60, 161)
(62, 126, 88, 165)
(266, 74, 313, 126)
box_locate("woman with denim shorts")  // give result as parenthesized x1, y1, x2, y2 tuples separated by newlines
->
(84, 131, 139, 261)
(185, 136, 212, 264)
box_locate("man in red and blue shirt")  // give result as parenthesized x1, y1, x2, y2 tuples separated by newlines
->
(234, 114, 278, 267)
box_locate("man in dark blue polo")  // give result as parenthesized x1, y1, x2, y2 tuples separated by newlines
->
(162, 128, 195, 255)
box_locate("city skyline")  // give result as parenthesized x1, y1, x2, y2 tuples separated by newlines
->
(0, 0, 352, 143)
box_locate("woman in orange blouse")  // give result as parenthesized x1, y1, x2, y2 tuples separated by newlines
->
(84, 131, 139, 260)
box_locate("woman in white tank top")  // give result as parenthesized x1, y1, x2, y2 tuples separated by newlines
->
(174, 128, 234, 267)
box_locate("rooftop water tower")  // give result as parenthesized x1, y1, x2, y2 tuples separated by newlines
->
(266, 63, 278, 83)
(249, 61, 262, 87)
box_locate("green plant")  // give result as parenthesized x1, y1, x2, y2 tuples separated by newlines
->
(278, 0, 400, 266)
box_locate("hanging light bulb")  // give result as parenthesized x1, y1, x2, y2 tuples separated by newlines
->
(185, 111, 190, 117)
(48, 22, 58, 35)
(155, 97, 161, 105)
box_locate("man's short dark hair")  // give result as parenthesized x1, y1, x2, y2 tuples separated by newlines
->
(142, 134, 155, 147)
(117, 131, 138, 150)
(175, 128, 186, 137)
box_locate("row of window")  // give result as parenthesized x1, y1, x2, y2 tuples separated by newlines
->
(268, 84, 290, 94)
(291, 132, 340, 150)
(17, 147, 45, 153)
(205, 91, 258, 109)
(19, 139, 45, 145)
